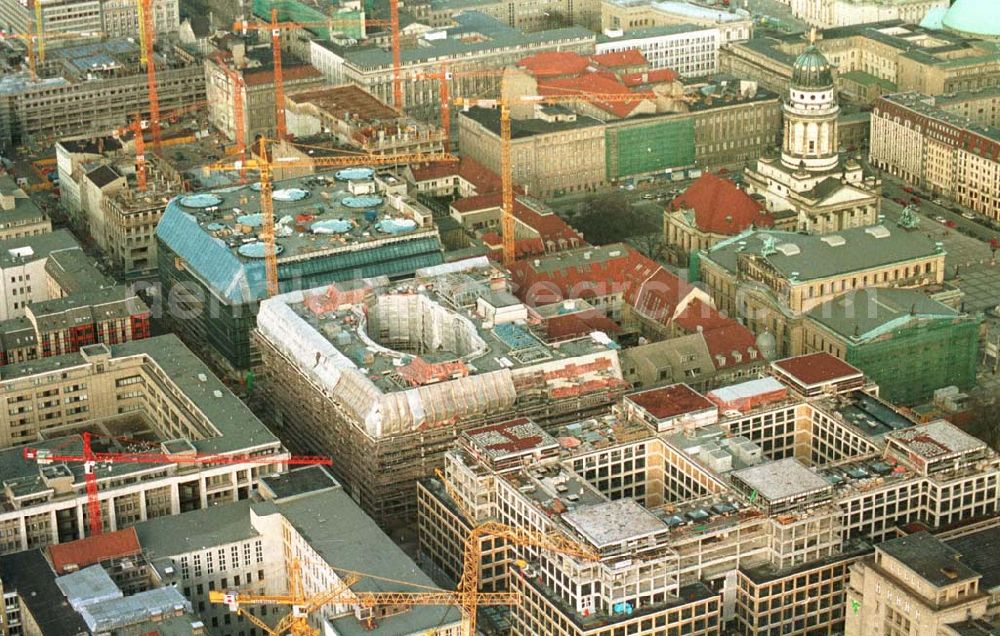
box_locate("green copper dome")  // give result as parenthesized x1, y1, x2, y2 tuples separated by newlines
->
(942, 0, 1000, 40)
(791, 45, 834, 89)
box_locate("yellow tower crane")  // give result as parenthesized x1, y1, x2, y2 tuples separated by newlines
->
(209, 561, 519, 634)
(205, 139, 457, 298)
(433, 467, 602, 636)
(456, 82, 657, 266)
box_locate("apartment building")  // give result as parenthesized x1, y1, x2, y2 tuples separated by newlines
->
(0, 41, 205, 151)
(419, 357, 1000, 636)
(721, 22, 1000, 105)
(695, 224, 946, 357)
(596, 24, 721, 76)
(0, 286, 151, 365)
(409, 0, 602, 31)
(0, 335, 293, 552)
(871, 91, 1000, 221)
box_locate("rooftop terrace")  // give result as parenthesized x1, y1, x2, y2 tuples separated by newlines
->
(157, 172, 444, 302)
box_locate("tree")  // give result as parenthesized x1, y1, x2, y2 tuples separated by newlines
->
(571, 193, 660, 245)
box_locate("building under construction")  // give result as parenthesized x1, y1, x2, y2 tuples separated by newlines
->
(156, 169, 446, 369)
(419, 353, 1000, 635)
(253, 257, 628, 523)
(0, 39, 205, 151)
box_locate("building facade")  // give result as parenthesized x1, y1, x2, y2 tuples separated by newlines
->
(789, 0, 947, 28)
(696, 225, 946, 357)
(596, 24, 721, 77)
(0, 335, 292, 552)
(871, 91, 1000, 221)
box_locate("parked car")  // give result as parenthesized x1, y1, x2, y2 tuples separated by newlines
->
(962, 211, 976, 220)
(935, 215, 947, 224)
(641, 193, 655, 199)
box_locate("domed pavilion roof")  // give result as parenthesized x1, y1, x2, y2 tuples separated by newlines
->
(942, 0, 1000, 40)
(791, 44, 834, 90)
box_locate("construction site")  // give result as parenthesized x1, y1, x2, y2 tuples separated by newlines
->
(418, 354, 1000, 635)
(0, 38, 205, 152)
(0, 334, 302, 552)
(253, 256, 629, 523)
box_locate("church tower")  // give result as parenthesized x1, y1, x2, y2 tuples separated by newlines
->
(781, 33, 839, 173)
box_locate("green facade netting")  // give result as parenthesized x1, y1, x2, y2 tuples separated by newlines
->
(845, 319, 979, 406)
(251, 0, 365, 39)
(605, 118, 695, 181)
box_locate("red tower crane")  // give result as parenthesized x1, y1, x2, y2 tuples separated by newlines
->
(23, 432, 332, 538)
(138, 0, 161, 155)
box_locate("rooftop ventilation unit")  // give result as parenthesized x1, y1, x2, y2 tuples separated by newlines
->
(865, 225, 891, 239)
(775, 243, 801, 256)
(821, 235, 846, 247)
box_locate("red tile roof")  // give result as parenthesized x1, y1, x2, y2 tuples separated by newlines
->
(590, 49, 647, 68)
(772, 353, 864, 388)
(510, 246, 694, 324)
(622, 68, 678, 87)
(701, 322, 760, 370)
(517, 51, 591, 77)
(455, 194, 585, 247)
(674, 298, 734, 333)
(670, 172, 773, 235)
(544, 311, 620, 343)
(626, 383, 715, 420)
(49, 528, 140, 574)
(537, 74, 646, 118)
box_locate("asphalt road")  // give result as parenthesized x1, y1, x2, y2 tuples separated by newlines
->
(880, 176, 1000, 246)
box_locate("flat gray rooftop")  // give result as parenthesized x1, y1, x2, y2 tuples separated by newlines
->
(879, 532, 979, 588)
(731, 458, 832, 503)
(562, 499, 667, 548)
(133, 500, 259, 558)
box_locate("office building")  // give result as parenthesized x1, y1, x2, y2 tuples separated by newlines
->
(596, 24, 721, 77)
(846, 526, 1000, 635)
(601, 0, 753, 44)
(0, 40, 205, 152)
(419, 360, 1000, 636)
(155, 169, 445, 369)
(0, 334, 294, 552)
